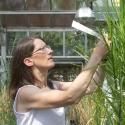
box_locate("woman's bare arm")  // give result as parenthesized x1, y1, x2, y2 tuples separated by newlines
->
(85, 65, 105, 95)
(18, 40, 107, 110)
(52, 65, 105, 95)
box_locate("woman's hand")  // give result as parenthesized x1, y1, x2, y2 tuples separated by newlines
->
(93, 40, 108, 58)
(103, 33, 112, 46)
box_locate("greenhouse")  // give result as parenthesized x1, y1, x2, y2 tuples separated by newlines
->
(0, 0, 108, 79)
(0, 0, 125, 125)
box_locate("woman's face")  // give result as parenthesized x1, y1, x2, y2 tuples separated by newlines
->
(31, 38, 55, 70)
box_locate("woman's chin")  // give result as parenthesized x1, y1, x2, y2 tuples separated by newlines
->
(48, 62, 55, 69)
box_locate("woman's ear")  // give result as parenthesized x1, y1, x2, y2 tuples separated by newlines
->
(23, 57, 33, 67)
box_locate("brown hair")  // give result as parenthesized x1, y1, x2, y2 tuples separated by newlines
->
(9, 37, 36, 100)
(9, 36, 54, 100)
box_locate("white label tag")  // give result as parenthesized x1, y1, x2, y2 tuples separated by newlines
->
(72, 20, 101, 39)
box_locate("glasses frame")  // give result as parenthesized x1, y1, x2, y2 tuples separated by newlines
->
(32, 45, 51, 54)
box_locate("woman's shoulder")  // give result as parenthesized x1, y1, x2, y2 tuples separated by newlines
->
(17, 85, 41, 99)
(19, 85, 40, 92)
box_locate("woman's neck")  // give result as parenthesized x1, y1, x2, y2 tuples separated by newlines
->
(32, 68, 48, 88)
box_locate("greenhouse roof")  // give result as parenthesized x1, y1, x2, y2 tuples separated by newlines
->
(0, 11, 75, 28)
(0, 0, 109, 28)
(0, 0, 76, 27)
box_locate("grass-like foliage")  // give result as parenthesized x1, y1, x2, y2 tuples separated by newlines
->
(0, 85, 16, 125)
(69, 1, 125, 125)
(91, 0, 125, 124)
(0, 58, 16, 125)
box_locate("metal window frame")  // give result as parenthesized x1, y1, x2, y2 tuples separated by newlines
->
(0, 27, 86, 67)
(0, 11, 76, 15)
(5, 27, 87, 57)
(0, 10, 117, 21)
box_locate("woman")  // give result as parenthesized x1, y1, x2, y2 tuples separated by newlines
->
(9, 37, 107, 125)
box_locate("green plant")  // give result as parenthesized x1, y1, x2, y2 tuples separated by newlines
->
(0, 85, 16, 125)
(89, 0, 125, 124)
(0, 58, 16, 125)
(0, 59, 16, 125)
(68, 1, 125, 125)
(0, 31, 21, 125)
(103, 0, 125, 124)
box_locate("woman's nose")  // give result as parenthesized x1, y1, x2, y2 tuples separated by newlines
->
(47, 47, 53, 54)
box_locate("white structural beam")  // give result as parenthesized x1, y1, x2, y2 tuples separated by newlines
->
(0, 11, 117, 21)
(0, 11, 76, 15)
(6, 28, 75, 32)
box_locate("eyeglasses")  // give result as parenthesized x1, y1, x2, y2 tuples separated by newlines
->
(32, 45, 51, 54)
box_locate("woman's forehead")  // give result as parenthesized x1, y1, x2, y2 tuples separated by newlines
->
(33, 38, 46, 47)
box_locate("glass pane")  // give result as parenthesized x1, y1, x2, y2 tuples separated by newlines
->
(0, 46, 1, 56)
(28, 15, 51, 27)
(4, 0, 25, 10)
(93, 0, 120, 12)
(0, 0, 50, 10)
(29, 32, 43, 37)
(43, 32, 63, 56)
(52, 0, 76, 10)
(6, 32, 27, 55)
(0, 16, 4, 27)
(0, 0, 5, 10)
(3, 15, 28, 27)
(0, 33, 2, 56)
(1, 14, 74, 27)
(76, 0, 84, 9)
(26, 0, 50, 10)
(65, 31, 85, 56)
(52, 14, 75, 27)
(0, 16, 2, 24)
(87, 35, 96, 51)
(2, 15, 51, 27)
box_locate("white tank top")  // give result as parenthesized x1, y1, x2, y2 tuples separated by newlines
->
(13, 85, 66, 125)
